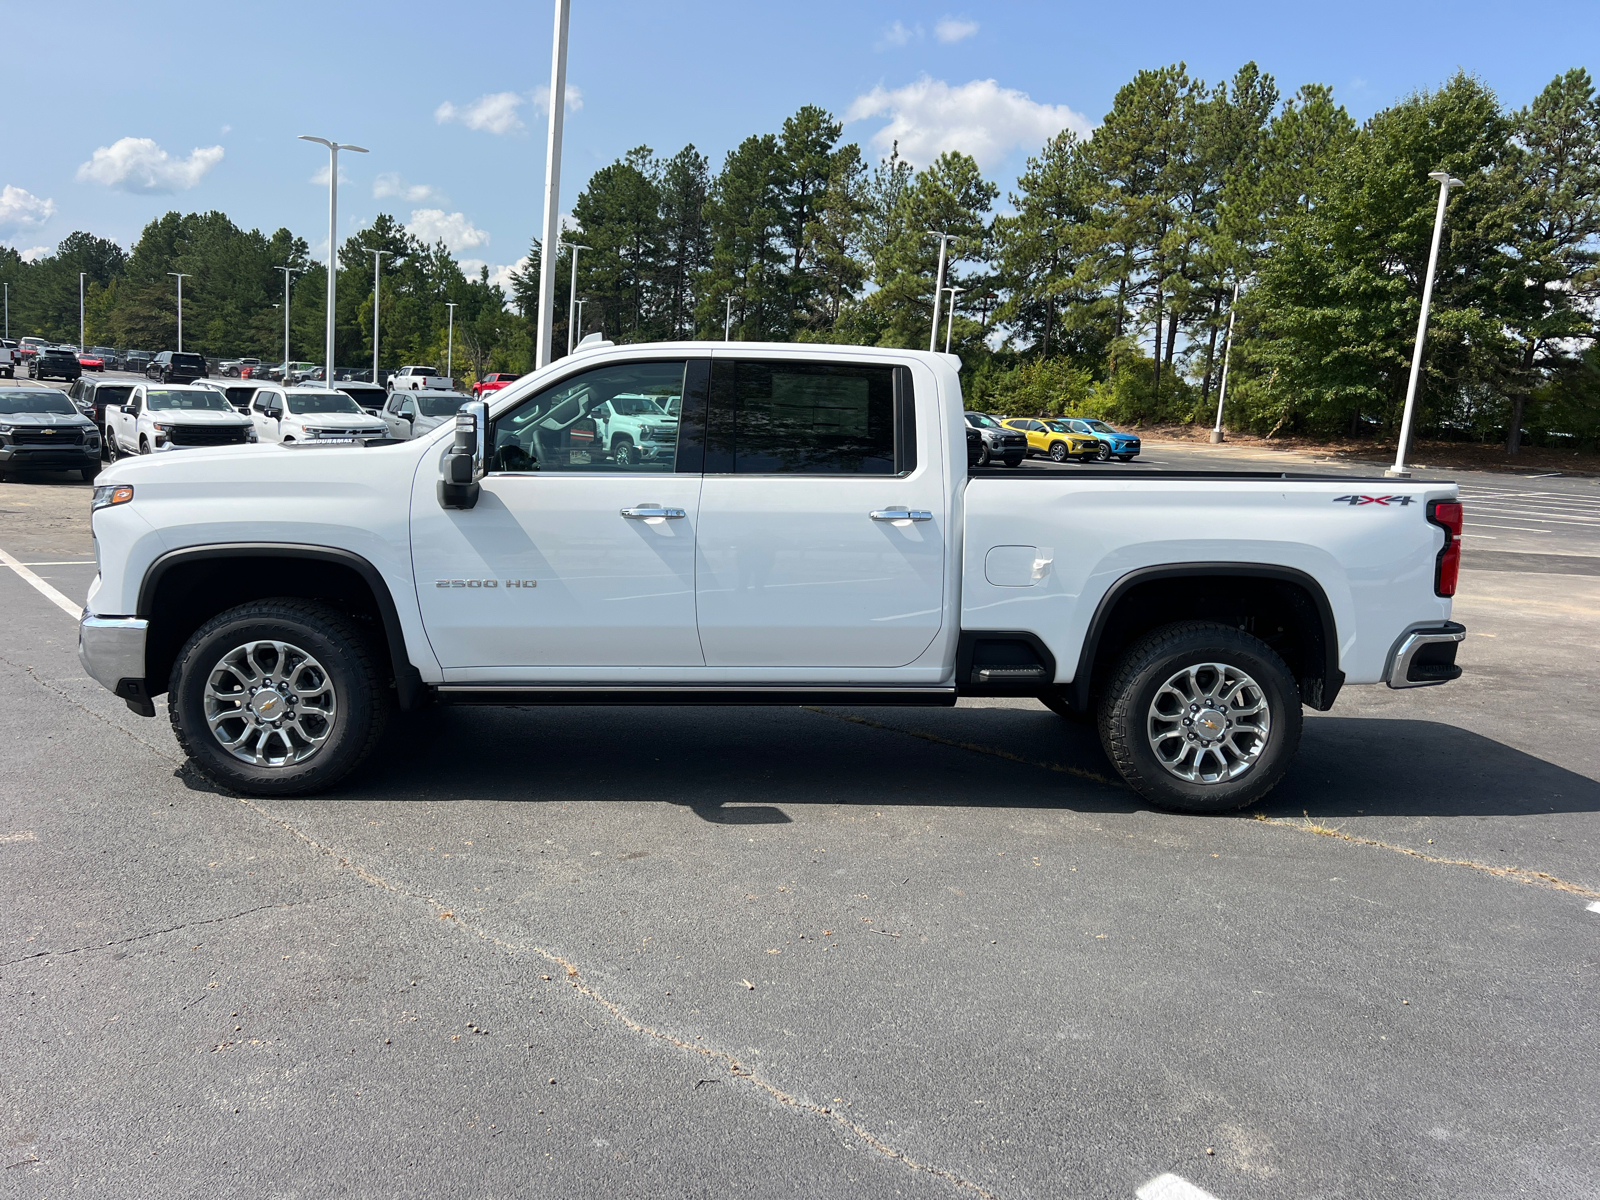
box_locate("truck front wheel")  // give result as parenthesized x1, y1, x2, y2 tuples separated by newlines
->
(169, 599, 390, 796)
(1097, 621, 1302, 813)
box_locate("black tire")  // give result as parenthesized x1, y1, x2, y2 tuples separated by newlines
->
(1002, 455, 1024, 467)
(168, 599, 390, 797)
(77, 464, 99, 481)
(139, 436, 151, 455)
(1095, 442, 1112, 462)
(1097, 621, 1302, 814)
(977, 441, 992, 467)
(1048, 441, 1068, 463)
(612, 435, 638, 466)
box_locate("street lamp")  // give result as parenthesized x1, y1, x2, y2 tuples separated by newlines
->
(79, 272, 86, 352)
(364, 248, 390, 383)
(445, 301, 458, 382)
(1388, 170, 1466, 478)
(274, 266, 300, 377)
(943, 286, 964, 355)
(1210, 278, 1241, 444)
(559, 240, 590, 355)
(299, 134, 370, 384)
(926, 231, 954, 352)
(3, 282, 8, 340)
(575, 297, 588, 340)
(724, 293, 734, 341)
(167, 272, 192, 351)
(534, 0, 573, 369)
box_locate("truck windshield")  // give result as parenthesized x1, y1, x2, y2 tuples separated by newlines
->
(0, 392, 77, 416)
(147, 389, 233, 412)
(286, 393, 364, 415)
(417, 393, 470, 418)
(966, 413, 1002, 429)
(607, 395, 674, 416)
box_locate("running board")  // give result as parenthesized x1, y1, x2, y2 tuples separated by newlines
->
(434, 685, 958, 707)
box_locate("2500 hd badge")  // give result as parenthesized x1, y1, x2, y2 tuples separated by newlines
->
(435, 579, 538, 588)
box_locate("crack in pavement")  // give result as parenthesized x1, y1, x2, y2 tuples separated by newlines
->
(234, 797, 999, 1199)
(0, 652, 179, 765)
(1250, 815, 1600, 899)
(803, 706, 1117, 786)
(0, 896, 343, 967)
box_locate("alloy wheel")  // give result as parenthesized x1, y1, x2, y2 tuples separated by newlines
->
(202, 639, 338, 767)
(1145, 661, 1271, 784)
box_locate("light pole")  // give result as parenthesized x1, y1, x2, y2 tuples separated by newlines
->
(724, 294, 734, 341)
(3, 282, 8, 340)
(275, 266, 299, 376)
(167, 272, 191, 351)
(79, 272, 86, 351)
(364, 248, 390, 382)
(943, 286, 964, 354)
(299, 135, 370, 384)
(534, 0, 573, 369)
(560, 241, 589, 355)
(926, 231, 954, 353)
(1211, 278, 1241, 444)
(445, 301, 458, 382)
(1389, 170, 1465, 478)
(574, 297, 588, 341)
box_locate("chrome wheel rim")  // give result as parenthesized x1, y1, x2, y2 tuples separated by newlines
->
(1146, 661, 1270, 784)
(203, 639, 337, 767)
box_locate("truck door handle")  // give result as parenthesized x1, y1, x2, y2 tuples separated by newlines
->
(620, 506, 686, 519)
(870, 508, 933, 522)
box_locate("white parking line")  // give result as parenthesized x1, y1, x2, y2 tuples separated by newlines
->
(1464, 522, 1553, 534)
(20, 560, 96, 566)
(0, 545, 83, 618)
(1137, 1174, 1220, 1200)
(1587, 901, 1600, 914)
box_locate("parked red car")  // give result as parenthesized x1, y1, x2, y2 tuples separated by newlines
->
(471, 372, 521, 397)
(77, 351, 104, 372)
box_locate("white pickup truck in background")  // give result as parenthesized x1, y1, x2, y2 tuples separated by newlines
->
(103, 382, 256, 458)
(388, 365, 453, 391)
(80, 342, 1465, 811)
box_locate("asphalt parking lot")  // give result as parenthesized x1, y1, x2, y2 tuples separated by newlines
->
(2, 386, 1598, 1199)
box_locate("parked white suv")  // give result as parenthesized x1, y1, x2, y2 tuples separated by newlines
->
(248, 386, 389, 443)
(104, 383, 255, 458)
(380, 389, 473, 440)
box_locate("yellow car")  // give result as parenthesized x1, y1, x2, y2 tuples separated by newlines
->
(1000, 418, 1101, 463)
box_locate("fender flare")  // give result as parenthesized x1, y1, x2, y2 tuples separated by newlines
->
(1068, 562, 1344, 713)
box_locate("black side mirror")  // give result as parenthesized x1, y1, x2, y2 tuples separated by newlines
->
(439, 401, 487, 509)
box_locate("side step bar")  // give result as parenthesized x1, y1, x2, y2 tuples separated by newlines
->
(435, 685, 958, 707)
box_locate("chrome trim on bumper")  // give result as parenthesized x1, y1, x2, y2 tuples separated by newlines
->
(78, 612, 148, 691)
(1385, 623, 1466, 689)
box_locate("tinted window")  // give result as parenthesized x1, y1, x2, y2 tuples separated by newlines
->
(95, 385, 133, 408)
(147, 389, 232, 412)
(705, 360, 896, 475)
(966, 412, 1001, 430)
(491, 361, 686, 474)
(417, 392, 471, 417)
(285, 392, 363, 415)
(0, 391, 77, 416)
(171, 353, 205, 368)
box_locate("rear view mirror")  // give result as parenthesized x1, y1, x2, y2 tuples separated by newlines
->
(438, 400, 488, 509)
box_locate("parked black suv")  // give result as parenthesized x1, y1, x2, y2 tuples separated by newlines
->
(0, 388, 101, 480)
(124, 350, 153, 374)
(148, 350, 208, 383)
(66, 377, 137, 429)
(28, 347, 82, 382)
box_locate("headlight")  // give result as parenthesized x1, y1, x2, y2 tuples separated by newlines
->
(92, 483, 134, 511)
(152, 421, 174, 432)
(0, 424, 12, 434)
(246, 428, 258, 443)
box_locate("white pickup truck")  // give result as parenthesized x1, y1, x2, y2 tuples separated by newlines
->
(79, 342, 1466, 811)
(388, 365, 453, 391)
(103, 382, 257, 459)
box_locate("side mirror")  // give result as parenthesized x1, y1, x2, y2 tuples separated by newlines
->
(438, 400, 487, 510)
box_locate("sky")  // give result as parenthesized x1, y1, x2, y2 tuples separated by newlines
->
(5, 0, 1596, 291)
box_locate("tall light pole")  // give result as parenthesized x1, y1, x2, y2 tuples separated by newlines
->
(364, 248, 390, 382)
(445, 301, 458, 382)
(1389, 171, 1465, 478)
(3, 282, 8, 340)
(534, 0, 573, 370)
(79, 272, 86, 351)
(275, 266, 299, 376)
(724, 294, 734, 341)
(1211, 278, 1241, 444)
(299, 135, 370, 384)
(560, 240, 589, 355)
(943, 286, 964, 355)
(167, 272, 191, 351)
(926, 231, 954, 353)
(575, 297, 588, 341)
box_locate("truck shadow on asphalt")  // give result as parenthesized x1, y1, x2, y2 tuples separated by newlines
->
(317, 704, 1600, 823)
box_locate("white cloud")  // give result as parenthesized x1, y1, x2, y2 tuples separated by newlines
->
(0, 185, 55, 232)
(877, 20, 921, 48)
(436, 92, 527, 135)
(846, 77, 1091, 169)
(374, 172, 445, 203)
(18, 246, 51, 263)
(407, 209, 489, 251)
(76, 137, 223, 193)
(532, 84, 584, 115)
(935, 16, 979, 43)
(309, 160, 353, 187)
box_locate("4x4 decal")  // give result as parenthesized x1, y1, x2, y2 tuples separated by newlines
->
(1332, 494, 1415, 506)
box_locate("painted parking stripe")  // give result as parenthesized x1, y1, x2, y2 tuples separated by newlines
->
(20, 560, 96, 566)
(0, 546, 83, 619)
(1587, 901, 1600, 914)
(1137, 1174, 1220, 1200)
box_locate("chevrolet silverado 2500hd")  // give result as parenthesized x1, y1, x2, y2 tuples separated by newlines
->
(78, 343, 1466, 810)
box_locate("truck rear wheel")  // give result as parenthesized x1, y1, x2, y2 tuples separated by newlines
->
(168, 599, 390, 797)
(1097, 621, 1301, 813)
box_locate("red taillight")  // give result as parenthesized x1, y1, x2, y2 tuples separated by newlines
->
(1428, 500, 1462, 597)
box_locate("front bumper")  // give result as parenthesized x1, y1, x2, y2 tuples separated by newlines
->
(79, 612, 153, 714)
(0, 444, 99, 468)
(1385, 622, 1466, 688)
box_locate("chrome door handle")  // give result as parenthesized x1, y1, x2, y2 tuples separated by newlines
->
(870, 508, 933, 522)
(620, 506, 687, 519)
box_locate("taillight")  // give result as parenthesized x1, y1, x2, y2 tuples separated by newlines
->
(1428, 500, 1462, 597)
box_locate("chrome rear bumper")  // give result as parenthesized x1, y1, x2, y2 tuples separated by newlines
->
(1385, 622, 1466, 688)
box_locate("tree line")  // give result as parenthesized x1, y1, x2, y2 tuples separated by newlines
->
(4, 62, 1597, 450)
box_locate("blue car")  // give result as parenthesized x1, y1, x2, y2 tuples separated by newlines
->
(1063, 418, 1140, 462)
